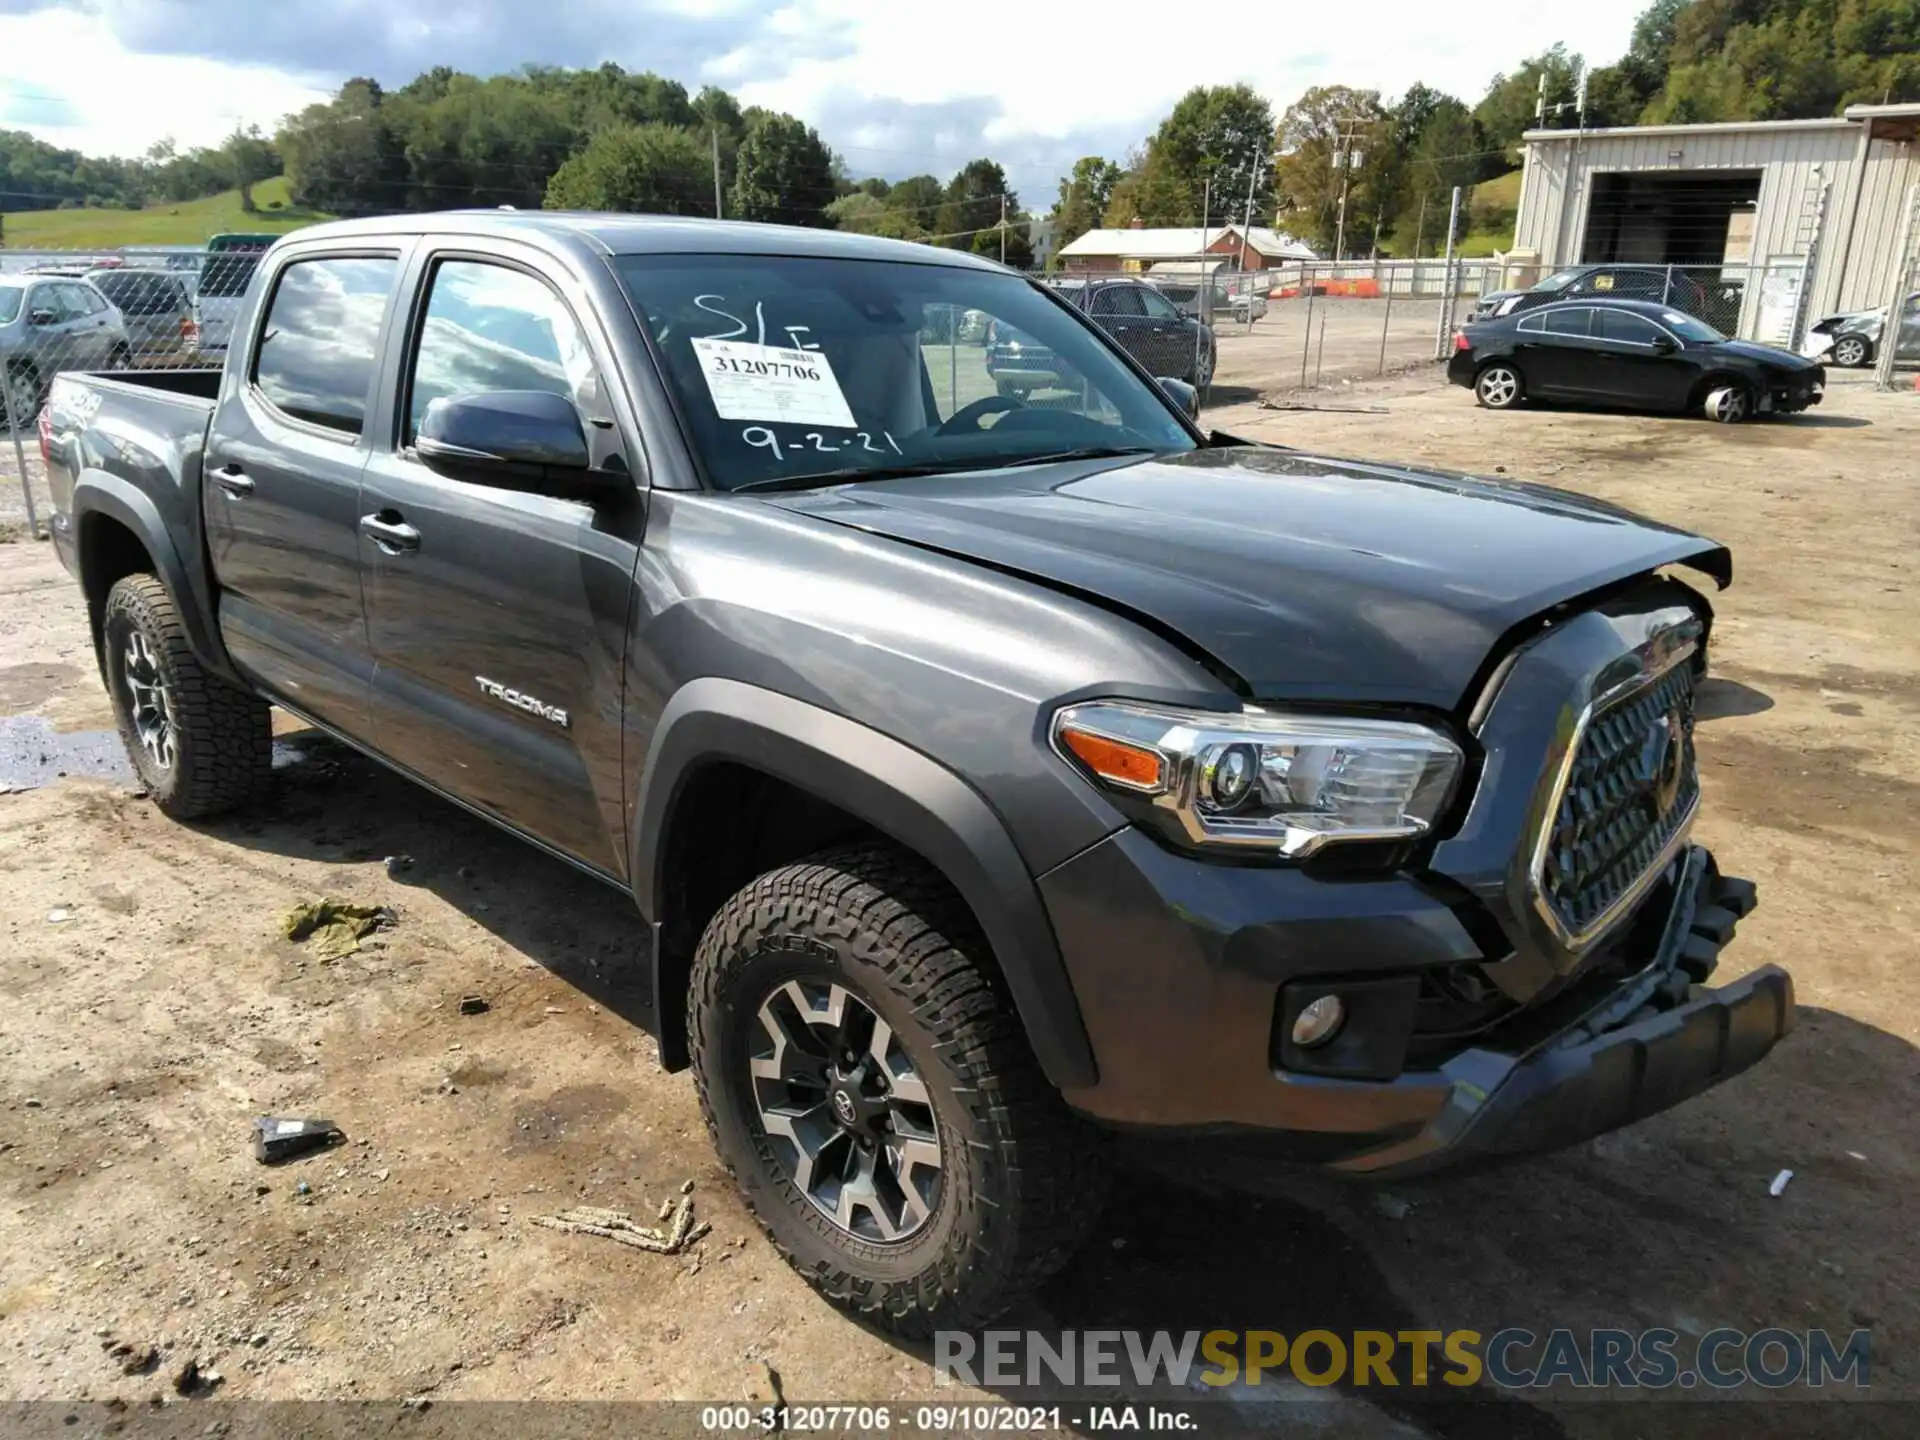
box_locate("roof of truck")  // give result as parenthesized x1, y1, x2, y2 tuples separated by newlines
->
(282, 211, 1010, 270)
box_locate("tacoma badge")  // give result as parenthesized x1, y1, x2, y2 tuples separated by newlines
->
(474, 675, 569, 728)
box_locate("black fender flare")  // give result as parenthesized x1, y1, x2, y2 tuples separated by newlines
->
(631, 677, 1098, 1090)
(70, 472, 236, 683)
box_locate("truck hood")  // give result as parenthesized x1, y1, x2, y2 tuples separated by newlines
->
(768, 446, 1730, 710)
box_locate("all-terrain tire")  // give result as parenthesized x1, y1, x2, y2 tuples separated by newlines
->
(689, 841, 1105, 1336)
(102, 574, 272, 818)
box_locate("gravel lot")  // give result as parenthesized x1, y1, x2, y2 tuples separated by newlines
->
(1, 365, 1915, 1438)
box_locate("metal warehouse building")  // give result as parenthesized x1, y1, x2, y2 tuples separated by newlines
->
(1510, 103, 1919, 343)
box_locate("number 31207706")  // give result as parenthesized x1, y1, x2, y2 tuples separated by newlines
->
(742, 427, 903, 462)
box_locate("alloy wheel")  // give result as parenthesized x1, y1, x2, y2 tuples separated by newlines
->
(1833, 337, 1868, 368)
(1478, 367, 1518, 407)
(3, 368, 36, 430)
(121, 628, 177, 771)
(749, 978, 943, 1243)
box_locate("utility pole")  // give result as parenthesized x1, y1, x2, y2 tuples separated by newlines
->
(711, 127, 724, 219)
(1239, 151, 1265, 273)
(999, 194, 1008, 265)
(1331, 117, 1367, 263)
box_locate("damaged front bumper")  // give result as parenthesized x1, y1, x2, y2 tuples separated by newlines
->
(1334, 846, 1793, 1177)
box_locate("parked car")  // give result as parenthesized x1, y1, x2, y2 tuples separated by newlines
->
(1802, 292, 1920, 368)
(193, 249, 264, 355)
(44, 213, 1789, 1334)
(86, 268, 201, 368)
(1450, 297, 1824, 423)
(1476, 264, 1712, 323)
(1149, 277, 1267, 325)
(0, 273, 129, 424)
(992, 275, 1214, 394)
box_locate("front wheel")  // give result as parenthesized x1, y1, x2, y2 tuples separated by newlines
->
(689, 843, 1104, 1336)
(3, 361, 41, 430)
(1830, 335, 1870, 368)
(102, 575, 273, 818)
(1703, 384, 1752, 424)
(1475, 363, 1524, 409)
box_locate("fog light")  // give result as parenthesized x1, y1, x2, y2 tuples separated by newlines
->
(1290, 995, 1345, 1049)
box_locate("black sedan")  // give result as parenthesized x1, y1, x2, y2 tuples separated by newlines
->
(1448, 298, 1824, 424)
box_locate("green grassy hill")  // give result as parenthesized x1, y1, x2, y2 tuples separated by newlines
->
(0, 177, 330, 250)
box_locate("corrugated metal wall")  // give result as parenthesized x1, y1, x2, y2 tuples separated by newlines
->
(1514, 121, 1918, 319)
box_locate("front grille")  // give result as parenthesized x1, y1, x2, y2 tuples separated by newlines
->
(1539, 661, 1699, 941)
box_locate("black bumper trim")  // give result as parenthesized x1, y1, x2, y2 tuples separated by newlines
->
(1332, 855, 1792, 1178)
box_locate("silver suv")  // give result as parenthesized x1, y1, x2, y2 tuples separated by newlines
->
(1, 274, 130, 426)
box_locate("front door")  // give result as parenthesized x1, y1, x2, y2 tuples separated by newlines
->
(202, 249, 405, 733)
(360, 250, 645, 875)
(1590, 308, 1695, 409)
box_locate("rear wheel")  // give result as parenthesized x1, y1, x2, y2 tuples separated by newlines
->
(689, 842, 1104, 1336)
(107, 342, 132, 370)
(1830, 335, 1870, 368)
(1475, 363, 1523, 409)
(102, 575, 272, 818)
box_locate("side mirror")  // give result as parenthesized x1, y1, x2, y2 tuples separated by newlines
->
(416, 389, 611, 498)
(1650, 333, 1678, 354)
(28, 309, 57, 327)
(1156, 376, 1200, 419)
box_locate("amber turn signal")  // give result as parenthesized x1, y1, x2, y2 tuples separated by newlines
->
(1058, 726, 1165, 792)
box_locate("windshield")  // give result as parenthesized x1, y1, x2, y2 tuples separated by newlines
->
(613, 254, 1195, 492)
(1660, 311, 1725, 343)
(199, 254, 260, 300)
(1534, 269, 1582, 293)
(0, 285, 21, 325)
(92, 272, 182, 316)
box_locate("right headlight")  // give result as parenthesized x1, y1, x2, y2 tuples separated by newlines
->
(1052, 701, 1464, 858)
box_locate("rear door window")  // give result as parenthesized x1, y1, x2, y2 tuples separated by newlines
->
(1543, 308, 1594, 337)
(1091, 286, 1147, 317)
(252, 256, 400, 436)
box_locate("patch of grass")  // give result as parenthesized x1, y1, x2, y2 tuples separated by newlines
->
(0, 177, 331, 250)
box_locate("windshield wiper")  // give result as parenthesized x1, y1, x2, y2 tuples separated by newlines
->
(997, 445, 1157, 468)
(729, 462, 978, 494)
(729, 446, 1158, 495)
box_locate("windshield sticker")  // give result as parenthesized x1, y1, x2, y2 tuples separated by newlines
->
(692, 336, 857, 428)
(1592, 274, 1614, 291)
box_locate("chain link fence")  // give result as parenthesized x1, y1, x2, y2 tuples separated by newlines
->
(2, 246, 239, 535)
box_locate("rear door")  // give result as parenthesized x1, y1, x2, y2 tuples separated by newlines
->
(358, 245, 646, 874)
(203, 245, 408, 733)
(1514, 307, 1597, 395)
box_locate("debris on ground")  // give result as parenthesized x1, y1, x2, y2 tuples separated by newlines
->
(105, 1340, 159, 1376)
(252, 1115, 345, 1164)
(1769, 1169, 1794, 1197)
(282, 898, 396, 960)
(172, 1359, 206, 1396)
(744, 1360, 784, 1406)
(531, 1187, 710, 1255)
(457, 995, 490, 1015)
(384, 854, 414, 878)
(1374, 1192, 1412, 1221)
(46, 907, 73, 923)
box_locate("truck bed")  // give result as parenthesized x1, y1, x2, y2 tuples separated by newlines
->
(71, 367, 222, 404)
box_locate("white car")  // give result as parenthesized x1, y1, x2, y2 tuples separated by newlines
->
(1802, 293, 1919, 368)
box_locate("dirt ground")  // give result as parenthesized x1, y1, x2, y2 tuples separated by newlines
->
(1, 365, 1916, 1438)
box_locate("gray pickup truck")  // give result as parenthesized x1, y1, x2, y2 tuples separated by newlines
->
(41, 212, 1793, 1335)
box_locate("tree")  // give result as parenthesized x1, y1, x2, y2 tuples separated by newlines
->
(1270, 86, 1390, 256)
(279, 77, 407, 215)
(730, 112, 836, 226)
(1051, 156, 1121, 254)
(1474, 46, 1584, 162)
(935, 158, 1013, 249)
(825, 192, 890, 233)
(880, 173, 945, 239)
(222, 126, 278, 213)
(1395, 95, 1480, 253)
(1131, 85, 1274, 226)
(543, 122, 710, 214)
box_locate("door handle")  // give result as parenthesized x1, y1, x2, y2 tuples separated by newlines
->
(361, 512, 420, 552)
(212, 464, 253, 497)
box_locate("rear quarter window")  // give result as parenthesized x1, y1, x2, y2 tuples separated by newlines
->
(0, 288, 21, 324)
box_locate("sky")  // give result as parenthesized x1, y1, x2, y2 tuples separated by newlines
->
(0, 0, 1650, 200)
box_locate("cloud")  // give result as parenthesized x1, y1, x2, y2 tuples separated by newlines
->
(1, 0, 1649, 188)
